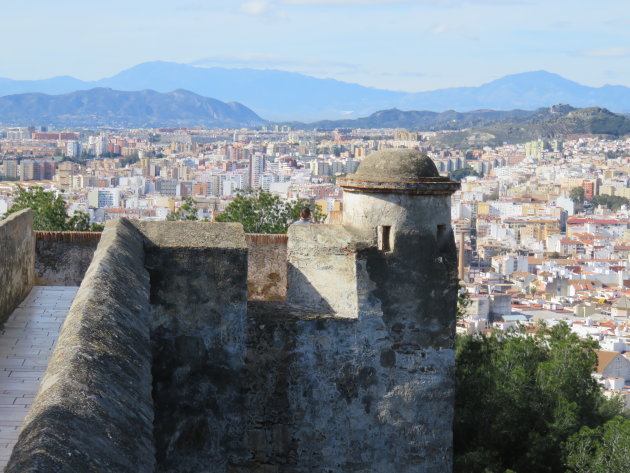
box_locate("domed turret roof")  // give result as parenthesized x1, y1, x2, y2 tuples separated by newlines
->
(355, 149, 440, 180)
(338, 149, 460, 196)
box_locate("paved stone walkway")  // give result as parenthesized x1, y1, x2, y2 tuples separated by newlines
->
(0, 286, 78, 470)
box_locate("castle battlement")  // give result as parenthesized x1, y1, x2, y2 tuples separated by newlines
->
(3, 150, 460, 473)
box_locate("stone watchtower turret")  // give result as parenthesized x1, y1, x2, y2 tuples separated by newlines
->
(285, 149, 461, 472)
(5, 150, 463, 473)
(338, 148, 461, 348)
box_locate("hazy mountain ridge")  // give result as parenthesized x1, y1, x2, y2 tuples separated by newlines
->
(2, 63, 630, 121)
(300, 107, 537, 130)
(435, 106, 630, 148)
(0, 88, 266, 128)
(302, 104, 630, 148)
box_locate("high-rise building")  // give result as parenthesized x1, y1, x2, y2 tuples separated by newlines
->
(65, 141, 81, 157)
(249, 153, 266, 189)
(1, 159, 19, 179)
(87, 188, 121, 209)
(19, 160, 55, 181)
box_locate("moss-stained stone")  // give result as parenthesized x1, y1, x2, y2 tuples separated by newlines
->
(0, 209, 35, 325)
(5, 218, 154, 473)
(6, 151, 459, 473)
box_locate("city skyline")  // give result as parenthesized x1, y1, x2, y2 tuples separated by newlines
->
(2, 1, 630, 92)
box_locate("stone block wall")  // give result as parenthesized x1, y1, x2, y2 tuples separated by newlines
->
(286, 224, 363, 317)
(6, 218, 456, 473)
(246, 233, 288, 301)
(0, 209, 35, 325)
(242, 303, 455, 473)
(6, 219, 154, 473)
(130, 220, 249, 473)
(35, 231, 101, 286)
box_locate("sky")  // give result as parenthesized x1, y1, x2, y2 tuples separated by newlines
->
(2, 0, 630, 92)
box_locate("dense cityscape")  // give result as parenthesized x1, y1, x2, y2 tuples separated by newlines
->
(2, 124, 629, 404)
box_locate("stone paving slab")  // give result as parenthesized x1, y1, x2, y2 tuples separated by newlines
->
(0, 286, 77, 471)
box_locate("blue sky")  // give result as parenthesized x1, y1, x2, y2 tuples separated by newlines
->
(2, 0, 630, 91)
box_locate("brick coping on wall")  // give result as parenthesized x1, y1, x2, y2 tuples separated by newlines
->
(36, 231, 289, 244)
(35, 231, 103, 242)
(245, 233, 289, 244)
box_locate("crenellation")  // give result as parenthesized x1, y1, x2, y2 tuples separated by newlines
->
(5, 150, 460, 473)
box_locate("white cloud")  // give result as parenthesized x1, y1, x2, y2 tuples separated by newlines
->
(239, 0, 530, 13)
(579, 47, 630, 58)
(189, 54, 362, 75)
(281, 0, 530, 5)
(239, 0, 272, 15)
(431, 24, 448, 34)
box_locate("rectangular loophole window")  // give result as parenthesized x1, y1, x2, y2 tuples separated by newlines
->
(437, 224, 448, 254)
(437, 224, 446, 241)
(378, 225, 391, 252)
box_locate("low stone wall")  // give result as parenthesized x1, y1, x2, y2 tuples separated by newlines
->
(130, 220, 249, 473)
(0, 209, 35, 325)
(6, 219, 154, 473)
(246, 233, 288, 300)
(35, 231, 101, 286)
(32, 229, 285, 295)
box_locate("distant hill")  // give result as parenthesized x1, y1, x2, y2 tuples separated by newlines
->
(302, 108, 536, 131)
(2, 63, 630, 121)
(0, 88, 266, 128)
(303, 104, 630, 148)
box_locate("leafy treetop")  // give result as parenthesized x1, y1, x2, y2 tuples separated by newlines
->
(6, 186, 100, 231)
(215, 190, 323, 234)
(167, 197, 199, 221)
(455, 322, 624, 473)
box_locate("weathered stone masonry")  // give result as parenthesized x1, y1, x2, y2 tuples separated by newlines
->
(6, 150, 460, 473)
(34, 231, 101, 286)
(0, 209, 35, 325)
(6, 218, 154, 473)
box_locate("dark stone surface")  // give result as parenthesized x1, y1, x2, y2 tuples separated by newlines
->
(5, 218, 154, 473)
(5, 215, 457, 473)
(0, 209, 35, 326)
(35, 239, 98, 286)
(364, 229, 459, 350)
(131, 221, 250, 473)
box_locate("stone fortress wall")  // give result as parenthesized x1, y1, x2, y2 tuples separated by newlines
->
(245, 233, 288, 301)
(34, 231, 102, 286)
(6, 219, 155, 473)
(5, 150, 460, 473)
(30, 230, 289, 300)
(0, 209, 35, 325)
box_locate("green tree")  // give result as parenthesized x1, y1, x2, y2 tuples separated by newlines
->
(6, 186, 94, 231)
(167, 197, 198, 221)
(569, 187, 585, 206)
(215, 190, 322, 234)
(450, 167, 481, 181)
(120, 151, 140, 167)
(455, 323, 621, 473)
(591, 194, 630, 211)
(566, 416, 630, 473)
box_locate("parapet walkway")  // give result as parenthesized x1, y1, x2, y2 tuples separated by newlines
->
(0, 286, 78, 469)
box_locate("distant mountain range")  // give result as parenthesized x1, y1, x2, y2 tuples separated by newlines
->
(0, 88, 265, 128)
(3, 62, 630, 121)
(324, 105, 630, 148)
(302, 108, 536, 131)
